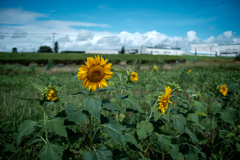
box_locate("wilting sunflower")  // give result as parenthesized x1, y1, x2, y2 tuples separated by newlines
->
(130, 72, 138, 82)
(187, 70, 191, 74)
(219, 84, 227, 96)
(158, 86, 172, 114)
(78, 55, 113, 91)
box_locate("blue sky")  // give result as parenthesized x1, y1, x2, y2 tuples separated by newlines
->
(0, 0, 239, 52)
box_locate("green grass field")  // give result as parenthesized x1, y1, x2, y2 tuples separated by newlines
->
(0, 52, 233, 61)
(0, 59, 240, 160)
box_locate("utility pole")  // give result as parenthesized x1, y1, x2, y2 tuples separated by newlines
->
(52, 33, 58, 53)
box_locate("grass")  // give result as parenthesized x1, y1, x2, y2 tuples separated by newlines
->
(0, 61, 240, 159)
(0, 52, 234, 61)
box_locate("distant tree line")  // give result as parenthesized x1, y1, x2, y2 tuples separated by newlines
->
(12, 42, 59, 53)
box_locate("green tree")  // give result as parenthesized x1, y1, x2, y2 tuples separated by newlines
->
(120, 46, 125, 54)
(38, 46, 53, 53)
(54, 42, 59, 53)
(12, 47, 18, 53)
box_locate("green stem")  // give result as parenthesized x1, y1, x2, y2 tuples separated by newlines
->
(147, 99, 158, 121)
(43, 103, 49, 143)
(161, 149, 164, 160)
(89, 114, 93, 148)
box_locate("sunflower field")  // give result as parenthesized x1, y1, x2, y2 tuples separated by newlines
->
(0, 55, 240, 160)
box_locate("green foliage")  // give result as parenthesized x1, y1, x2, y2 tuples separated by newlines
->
(65, 103, 89, 125)
(136, 121, 154, 139)
(2, 61, 240, 159)
(82, 94, 101, 120)
(171, 114, 186, 135)
(120, 46, 125, 54)
(82, 146, 112, 160)
(54, 42, 59, 53)
(17, 120, 37, 146)
(45, 117, 67, 137)
(38, 143, 64, 160)
(38, 45, 53, 53)
(104, 120, 127, 145)
(155, 133, 172, 151)
(12, 47, 17, 53)
(122, 97, 143, 113)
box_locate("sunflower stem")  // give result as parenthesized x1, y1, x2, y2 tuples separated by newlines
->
(147, 99, 158, 121)
(89, 114, 93, 149)
(43, 102, 49, 143)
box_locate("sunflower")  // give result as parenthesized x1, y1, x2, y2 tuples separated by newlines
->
(158, 86, 172, 114)
(219, 84, 227, 96)
(154, 65, 158, 71)
(43, 86, 58, 102)
(130, 72, 138, 82)
(78, 55, 113, 91)
(187, 70, 191, 74)
(47, 89, 58, 101)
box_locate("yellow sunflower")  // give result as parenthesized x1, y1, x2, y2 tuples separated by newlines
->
(154, 65, 158, 71)
(158, 86, 172, 114)
(187, 70, 191, 74)
(78, 55, 113, 91)
(130, 72, 138, 82)
(47, 89, 58, 102)
(219, 84, 227, 96)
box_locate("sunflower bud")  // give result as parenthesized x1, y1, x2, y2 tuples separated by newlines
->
(43, 86, 58, 102)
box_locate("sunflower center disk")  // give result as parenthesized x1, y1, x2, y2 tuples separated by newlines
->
(87, 65, 105, 82)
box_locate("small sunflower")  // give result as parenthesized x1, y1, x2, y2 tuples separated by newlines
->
(43, 86, 58, 102)
(158, 86, 172, 114)
(154, 65, 158, 71)
(78, 55, 113, 91)
(130, 72, 138, 82)
(187, 70, 191, 74)
(219, 84, 227, 96)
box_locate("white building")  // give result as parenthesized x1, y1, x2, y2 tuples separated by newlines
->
(125, 45, 184, 55)
(85, 50, 118, 54)
(191, 44, 240, 56)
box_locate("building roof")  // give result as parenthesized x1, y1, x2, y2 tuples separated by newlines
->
(147, 47, 180, 50)
(218, 44, 240, 46)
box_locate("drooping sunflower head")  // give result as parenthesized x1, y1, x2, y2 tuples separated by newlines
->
(158, 86, 172, 114)
(43, 86, 58, 102)
(219, 84, 227, 96)
(187, 70, 191, 74)
(78, 55, 113, 91)
(130, 72, 138, 82)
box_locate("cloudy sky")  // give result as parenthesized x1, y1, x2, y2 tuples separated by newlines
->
(0, 0, 239, 52)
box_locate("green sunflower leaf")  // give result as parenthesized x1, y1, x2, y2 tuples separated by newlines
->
(38, 143, 64, 160)
(136, 121, 154, 139)
(220, 107, 235, 125)
(17, 120, 37, 146)
(82, 145, 112, 160)
(64, 103, 89, 125)
(171, 114, 186, 135)
(45, 118, 67, 137)
(122, 98, 143, 113)
(82, 94, 102, 120)
(155, 133, 172, 151)
(102, 99, 124, 113)
(104, 120, 127, 145)
(31, 81, 44, 92)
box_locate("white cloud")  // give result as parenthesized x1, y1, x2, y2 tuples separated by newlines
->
(0, 8, 239, 52)
(58, 35, 72, 43)
(76, 30, 94, 41)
